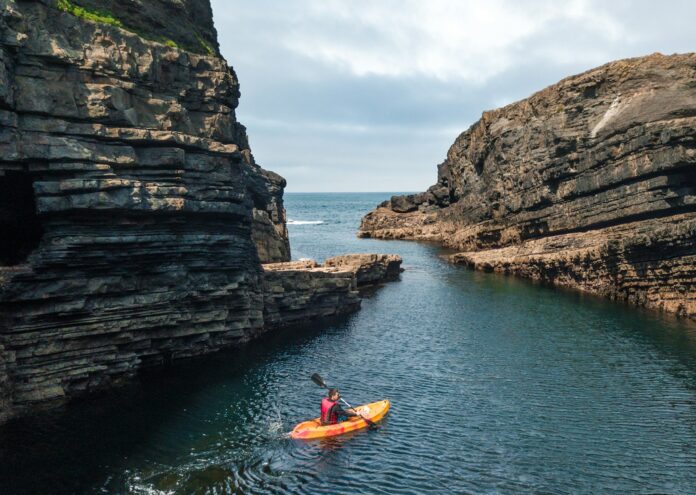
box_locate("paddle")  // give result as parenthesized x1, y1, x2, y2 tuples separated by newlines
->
(310, 373, 380, 430)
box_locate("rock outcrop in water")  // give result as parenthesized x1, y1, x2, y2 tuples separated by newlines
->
(360, 53, 696, 320)
(263, 254, 403, 330)
(324, 254, 403, 286)
(0, 0, 393, 423)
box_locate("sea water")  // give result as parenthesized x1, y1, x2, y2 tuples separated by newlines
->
(1, 192, 696, 494)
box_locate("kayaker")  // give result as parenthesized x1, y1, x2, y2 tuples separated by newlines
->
(321, 388, 358, 425)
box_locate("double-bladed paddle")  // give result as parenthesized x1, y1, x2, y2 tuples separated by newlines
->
(311, 373, 380, 430)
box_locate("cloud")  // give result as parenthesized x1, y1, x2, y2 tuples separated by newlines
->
(280, 0, 624, 82)
(243, 116, 465, 137)
(211, 0, 696, 192)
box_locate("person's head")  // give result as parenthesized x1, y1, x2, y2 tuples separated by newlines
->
(328, 388, 340, 401)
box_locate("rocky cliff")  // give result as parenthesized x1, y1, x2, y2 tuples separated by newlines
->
(0, 0, 293, 422)
(360, 53, 696, 319)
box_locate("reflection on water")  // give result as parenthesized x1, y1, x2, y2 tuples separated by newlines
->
(1, 193, 696, 494)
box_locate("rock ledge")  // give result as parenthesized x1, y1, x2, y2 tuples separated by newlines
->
(262, 254, 403, 329)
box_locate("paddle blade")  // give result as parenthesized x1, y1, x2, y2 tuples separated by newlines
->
(311, 373, 327, 388)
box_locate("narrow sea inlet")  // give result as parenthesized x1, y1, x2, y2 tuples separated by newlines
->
(2, 193, 696, 494)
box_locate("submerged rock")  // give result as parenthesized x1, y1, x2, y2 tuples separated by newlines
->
(360, 52, 696, 320)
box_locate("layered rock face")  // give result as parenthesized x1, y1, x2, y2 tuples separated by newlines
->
(360, 53, 696, 319)
(0, 0, 291, 422)
(324, 254, 403, 286)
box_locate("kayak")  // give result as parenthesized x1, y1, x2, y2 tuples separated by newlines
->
(290, 399, 390, 440)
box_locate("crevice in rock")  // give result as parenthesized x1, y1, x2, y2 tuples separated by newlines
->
(0, 170, 43, 266)
(560, 157, 696, 202)
(527, 204, 696, 240)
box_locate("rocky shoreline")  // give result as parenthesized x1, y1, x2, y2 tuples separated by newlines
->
(360, 53, 696, 320)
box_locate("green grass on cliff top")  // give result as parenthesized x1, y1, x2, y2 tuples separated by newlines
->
(56, 0, 124, 28)
(54, 0, 213, 55)
(195, 33, 215, 56)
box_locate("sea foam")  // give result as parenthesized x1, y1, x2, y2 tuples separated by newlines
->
(287, 219, 324, 225)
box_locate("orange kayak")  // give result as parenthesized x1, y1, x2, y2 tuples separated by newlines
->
(290, 400, 390, 440)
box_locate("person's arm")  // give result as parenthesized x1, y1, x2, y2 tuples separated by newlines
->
(331, 403, 357, 417)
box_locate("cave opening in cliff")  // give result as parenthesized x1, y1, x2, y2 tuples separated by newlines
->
(0, 170, 43, 266)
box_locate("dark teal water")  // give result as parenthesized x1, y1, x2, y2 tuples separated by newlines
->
(2, 192, 696, 494)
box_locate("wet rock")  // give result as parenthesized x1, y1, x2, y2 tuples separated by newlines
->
(261, 264, 360, 329)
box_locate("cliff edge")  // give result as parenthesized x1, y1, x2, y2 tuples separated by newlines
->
(360, 53, 696, 319)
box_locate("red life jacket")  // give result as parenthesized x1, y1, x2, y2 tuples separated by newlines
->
(321, 397, 338, 425)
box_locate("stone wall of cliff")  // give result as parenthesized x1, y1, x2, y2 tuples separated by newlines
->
(360, 53, 696, 319)
(0, 0, 290, 422)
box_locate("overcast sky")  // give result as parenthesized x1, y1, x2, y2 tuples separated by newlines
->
(211, 0, 695, 192)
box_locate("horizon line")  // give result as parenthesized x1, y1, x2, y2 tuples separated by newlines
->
(284, 191, 418, 194)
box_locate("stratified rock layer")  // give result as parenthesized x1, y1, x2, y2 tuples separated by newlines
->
(324, 254, 403, 286)
(360, 53, 696, 319)
(262, 254, 403, 329)
(262, 264, 360, 330)
(0, 0, 293, 422)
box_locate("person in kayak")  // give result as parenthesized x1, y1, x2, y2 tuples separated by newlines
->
(321, 388, 358, 425)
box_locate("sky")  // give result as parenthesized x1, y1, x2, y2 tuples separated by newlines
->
(211, 0, 696, 192)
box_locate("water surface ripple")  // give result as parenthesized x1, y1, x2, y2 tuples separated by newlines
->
(2, 193, 696, 494)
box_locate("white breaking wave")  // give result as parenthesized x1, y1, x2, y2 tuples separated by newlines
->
(287, 219, 324, 225)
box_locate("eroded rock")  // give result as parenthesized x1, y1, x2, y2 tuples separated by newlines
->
(360, 52, 696, 320)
